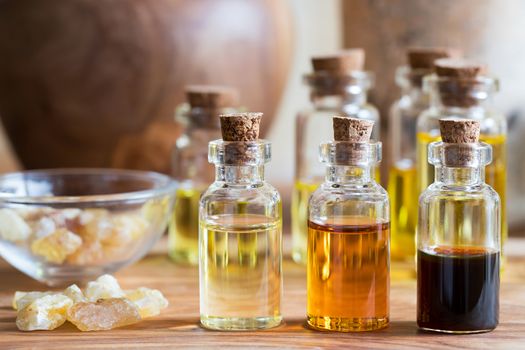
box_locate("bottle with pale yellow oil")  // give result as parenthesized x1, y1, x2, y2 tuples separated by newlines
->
(199, 113, 282, 331)
(388, 48, 456, 272)
(293, 49, 380, 265)
(416, 58, 507, 266)
(169, 85, 239, 265)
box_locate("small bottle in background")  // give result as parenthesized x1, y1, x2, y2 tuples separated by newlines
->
(293, 49, 380, 265)
(388, 48, 456, 272)
(416, 59, 507, 264)
(169, 86, 239, 265)
(307, 117, 389, 332)
(417, 119, 500, 333)
(199, 113, 282, 331)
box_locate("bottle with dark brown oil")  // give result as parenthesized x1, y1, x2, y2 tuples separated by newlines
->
(417, 119, 500, 334)
(307, 117, 389, 332)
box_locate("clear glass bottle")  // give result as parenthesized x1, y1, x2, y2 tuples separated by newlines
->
(293, 50, 380, 265)
(199, 113, 282, 331)
(169, 86, 238, 265)
(389, 48, 457, 267)
(417, 119, 500, 333)
(416, 60, 507, 263)
(389, 65, 429, 265)
(307, 117, 389, 332)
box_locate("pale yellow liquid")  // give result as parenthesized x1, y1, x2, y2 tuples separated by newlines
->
(168, 188, 201, 265)
(388, 163, 418, 265)
(417, 133, 507, 260)
(199, 214, 282, 330)
(291, 180, 319, 264)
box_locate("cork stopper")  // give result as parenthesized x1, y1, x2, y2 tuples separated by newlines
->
(333, 116, 374, 142)
(439, 119, 480, 143)
(186, 85, 239, 109)
(434, 58, 486, 78)
(219, 113, 262, 141)
(433, 58, 487, 108)
(312, 49, 365, 73)
(438, 119, 480, 166)
(407, 47, 459, 69)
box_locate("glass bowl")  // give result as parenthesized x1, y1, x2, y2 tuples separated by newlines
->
(0, 169, 176, 286)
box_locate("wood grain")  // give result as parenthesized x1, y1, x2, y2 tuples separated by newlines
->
(0, 239, 524, 349)
(0, 0, 293, 172)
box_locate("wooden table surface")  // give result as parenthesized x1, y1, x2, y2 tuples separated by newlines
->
(1, 238, 525, 350)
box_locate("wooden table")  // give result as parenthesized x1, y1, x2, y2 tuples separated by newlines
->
(1, 238, 525, 349)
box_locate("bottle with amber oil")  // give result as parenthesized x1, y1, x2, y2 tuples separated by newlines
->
(416, 59, 507, 263)
(389, 48, 456, 266)
(293, 49, 380, 265)
(199, 113, 282, 331)
(169, 86, 239, 265)
(307, 117, 389, 332)
(418, 119, 500, 334)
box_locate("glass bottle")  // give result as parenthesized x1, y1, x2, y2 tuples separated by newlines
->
(389, 48, 454, 267)
(293, 49, 380, 265)
(417, 119, 500, 333)
(199, 113, 282, 331)
(416, 59, 507, 264)
(169, 86, 239, 265)
(307, 117, 389, 332)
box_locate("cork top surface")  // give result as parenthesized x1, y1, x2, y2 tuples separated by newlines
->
(434, 58, 486, 78)
(312, 49, 365, 73)
(186, 85, 239, 108)
(439, 119, 480, 143)
(407, 47, 460, 69)
(219, 112, 262, 141)
(333, 116, 374, 142)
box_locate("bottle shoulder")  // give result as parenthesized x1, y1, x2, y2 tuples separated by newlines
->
(297, 104, 379, 121)
(417, 107, 507, 134)
(201, 181, 281, 204)
(310, 181, 388, 203)
(420, 182, 500, 204)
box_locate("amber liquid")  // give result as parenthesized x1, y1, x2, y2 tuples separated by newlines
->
(417, 246, 499, 333)
(417, 133, 507, 259)
(388, 162, 418, 267)
(292, 169, 382, 265)
(307, 217, 389, 332)
(168, 188, 201, 265)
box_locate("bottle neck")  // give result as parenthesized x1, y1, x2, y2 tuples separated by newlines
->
(311, 91, 367, 112)
(215, 165, 264, 184)
(326, 165, 373, 184)
(426, 77, 497, 112)
(435, 166, 484, 186)
(401, 84, 429, 108)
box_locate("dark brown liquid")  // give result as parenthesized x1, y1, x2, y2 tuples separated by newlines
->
(417, 247, 499, 333)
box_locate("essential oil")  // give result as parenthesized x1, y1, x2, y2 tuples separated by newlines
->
(417, 118, 500, 333)
(169, 85, 239, 265)
(307, 117, 389, 332)
(418, 246, 499, 333)
(293, 49, 380, 264)
(307, 217, 389, 331)
(199, 113, 282, 330)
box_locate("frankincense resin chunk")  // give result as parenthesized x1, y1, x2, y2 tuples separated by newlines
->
(16, 294, 73, 331)
(13, 274, 168, 332)
(67, 298, 141, 331)
(30, 228, 82, 264)
(125, 287, 169, 318)
(84, 274, 125, 301)
(0, 208, 31, 242)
